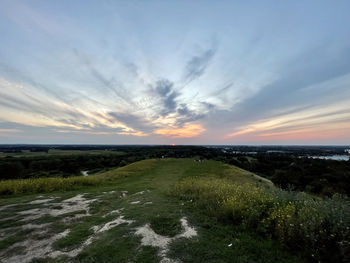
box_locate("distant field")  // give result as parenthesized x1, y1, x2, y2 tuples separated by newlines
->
(0, 159, 348, 262)
(0, 149, 126, 157)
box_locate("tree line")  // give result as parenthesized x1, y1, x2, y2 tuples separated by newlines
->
(1, 145, 349, 197)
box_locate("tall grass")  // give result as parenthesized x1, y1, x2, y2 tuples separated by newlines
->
(0, 159, 157, 196)
(174, 177, 350, 262)
(0, 176, 102, 196)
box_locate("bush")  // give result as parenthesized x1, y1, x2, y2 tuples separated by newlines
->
(174, 177, 350, 262)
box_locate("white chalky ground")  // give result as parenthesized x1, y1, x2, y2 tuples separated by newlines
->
(0, 191, 197, 263)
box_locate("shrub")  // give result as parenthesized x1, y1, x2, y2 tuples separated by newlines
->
(174, 177, 350, 262)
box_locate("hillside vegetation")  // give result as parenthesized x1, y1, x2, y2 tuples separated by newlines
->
(175, 173, 349, 262)
(0, 159, 348, 262)
(1, 145, 349, 198)
(0, 159, 156, 196)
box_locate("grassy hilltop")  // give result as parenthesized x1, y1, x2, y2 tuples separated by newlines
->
(0, 159, 349, 262)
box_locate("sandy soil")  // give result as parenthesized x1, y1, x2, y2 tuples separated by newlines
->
(135, 217, 197, 263)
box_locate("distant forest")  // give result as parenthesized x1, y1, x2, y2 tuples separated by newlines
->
(0, 145, 349, 197)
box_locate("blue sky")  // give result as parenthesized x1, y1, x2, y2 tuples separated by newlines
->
(0, 0, 350, 144)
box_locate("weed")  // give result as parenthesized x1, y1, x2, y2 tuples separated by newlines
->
(174, 176, 350, 262)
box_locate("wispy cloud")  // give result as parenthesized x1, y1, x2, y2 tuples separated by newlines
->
(182, 43, 217, 85)
(108, 112, 154, 134)
(153, 79, 179, 117)
(155, 123, 205, 138)
(226, 101, 350, 143)
(0, 128, 21, 134)
(72, 49, 132, 105)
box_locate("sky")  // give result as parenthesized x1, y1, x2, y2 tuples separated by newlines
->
(0, 0, 350, 145)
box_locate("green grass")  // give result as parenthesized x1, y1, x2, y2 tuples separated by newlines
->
(1, 158, 337, 262)
(0, 176, 102, 196)
(0, 229, 34, 250)
(150, 215, 182, 237)
(0, 159, 157, 196)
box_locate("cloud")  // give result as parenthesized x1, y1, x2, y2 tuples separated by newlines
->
(182, 44, 217, 85)
(152, 79, 180, 116)
(1, 1, 65, 37)
(0, 77, 144, 134)
(210, 44, 350, 137)
(0, 128, 21, 135)
(175, 104, 205, 125)
(1, 1, 350, 144)
(108, 112, 154, 133)
(209, 82, 233, 97)
(0, 122, 152, 144)
(225, 99, 350, 143)
(154, 123, 205, 138)
(117, 131, 148, 137)
(72, 49, 131, 104)
(149, 79, 209, 129)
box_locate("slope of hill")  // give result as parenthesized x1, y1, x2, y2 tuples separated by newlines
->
(0, 159, 348, 262)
